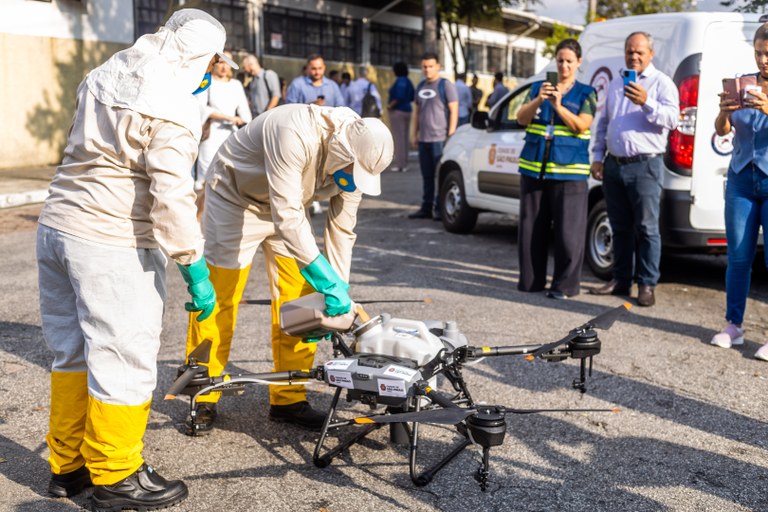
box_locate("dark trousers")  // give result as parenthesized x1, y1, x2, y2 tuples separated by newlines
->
(417, 141, 444, 213)
(602, 155, 663, 287)
(517, 175, 588, 296)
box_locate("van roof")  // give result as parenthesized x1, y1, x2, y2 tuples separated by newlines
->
(587, 11, 764, 27)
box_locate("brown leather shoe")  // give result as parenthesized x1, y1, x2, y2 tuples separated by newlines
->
(637, 285, 655, 307)
(589, 279, 631, 296)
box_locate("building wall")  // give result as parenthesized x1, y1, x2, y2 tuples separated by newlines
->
(0, 0, 132, 168)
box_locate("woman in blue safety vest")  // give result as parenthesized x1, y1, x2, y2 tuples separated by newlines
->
(516, 38, 597, 300)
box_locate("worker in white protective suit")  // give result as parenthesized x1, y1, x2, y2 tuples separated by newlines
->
(184, 103, 393, 434)
(36, 9, 232, 511)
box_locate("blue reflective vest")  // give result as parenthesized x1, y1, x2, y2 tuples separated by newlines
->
(519, 80, 594, 181)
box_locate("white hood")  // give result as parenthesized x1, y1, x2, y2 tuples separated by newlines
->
(85, 9, 227, 139)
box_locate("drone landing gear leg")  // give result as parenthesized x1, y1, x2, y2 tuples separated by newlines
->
(313, 387, 383, 468)
(474, 448, 491, 492)
(409, 419, 472, 487)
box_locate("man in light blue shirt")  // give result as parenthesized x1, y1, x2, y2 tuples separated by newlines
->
(344, 66, 382, 116)
(455, 72, 473, 125)
(589, 31, 679, 307)
(286, 54, 345, 107)
(485, 71, 509, 109)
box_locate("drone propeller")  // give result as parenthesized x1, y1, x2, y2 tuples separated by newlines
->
(530, 302, 631, 358)
(164, 339, 212, 400)
(353, 405, 621, 426)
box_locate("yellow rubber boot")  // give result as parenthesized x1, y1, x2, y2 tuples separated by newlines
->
(81, 396, 150, 485)
(269, 255, 317, 406)
(47, 371, 88, 475)
(186, 264, 251, 403)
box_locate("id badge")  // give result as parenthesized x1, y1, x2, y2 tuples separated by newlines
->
(545, 124, 554, 140)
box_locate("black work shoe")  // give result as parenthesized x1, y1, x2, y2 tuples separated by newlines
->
(408, 209, 431, 219)
(91, 464, 188, 512)
(637, 285, 656, 307)
(269, 401, 326, 431)
(184, 403, 217, 436)
(49, 465, 93, 497)
(546, 290, 569, 300)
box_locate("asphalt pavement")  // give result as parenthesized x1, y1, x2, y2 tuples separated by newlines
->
(0, 160, 766, 511)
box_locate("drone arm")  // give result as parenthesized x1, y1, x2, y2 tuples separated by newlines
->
(415, 381, 461, 410)
(464, 344, 544, 361)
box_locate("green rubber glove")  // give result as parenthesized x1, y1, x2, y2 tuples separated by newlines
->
(177, 258, 216, 322)
(303, 333, 333, 343)
(299, 254, 351, 316)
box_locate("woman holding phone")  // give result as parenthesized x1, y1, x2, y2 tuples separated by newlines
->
(515, 38, 597, 299)
(710, 23, 768, 361)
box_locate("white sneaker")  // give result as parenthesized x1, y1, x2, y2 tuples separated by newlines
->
(710, 323, 744, 349)
(755, 343, 768, 361)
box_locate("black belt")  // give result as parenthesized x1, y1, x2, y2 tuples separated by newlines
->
(607, 153, 661, 165)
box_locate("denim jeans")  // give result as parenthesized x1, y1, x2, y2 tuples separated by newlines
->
(602, 155, 663, 286)
(724, 164, 768, 325)
(417, 140, 444, 213)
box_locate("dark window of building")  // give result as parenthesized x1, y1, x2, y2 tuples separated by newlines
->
(263, 6, 360, 63)
(486, 45, 506, 75)
(466, 42, 482, 74)
(370, 23, 422, 67)
(133, 0, 251, 51)
(467, 42, 507, 75)
(511, 48, 535, 78)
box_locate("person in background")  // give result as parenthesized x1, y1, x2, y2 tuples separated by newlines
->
(710, 22, 768, 361)
(387, 61, 415, 172)
(589, 32, 679, 307)
(485, 71, 509, 109)
(183, 105, 393, 434)
(455, 72, 473, 126)
(340, 71, 352, 99)
(36, 9, 222, 510)
(409, 52, 459, 220)
(196, 49, 251, 193)
(516, 39, 597, 300)
(470, 74, 483, 114)
(286, 54, 345, 106)
(345, 66, 383, 116)
(242, 54, 280, 118)
(329, 69, 341, 85)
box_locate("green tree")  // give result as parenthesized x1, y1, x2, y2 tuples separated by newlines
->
(438, 0, 535, 75)
(595, 0, 696, 19)
(542, 24, 576, 59)
(719, 0, 768, 12)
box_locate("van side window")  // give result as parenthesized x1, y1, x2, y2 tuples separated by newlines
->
(497, 85, 531, 130)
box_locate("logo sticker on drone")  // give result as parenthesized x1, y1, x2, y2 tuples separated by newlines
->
(377, 379, 407, 397)
(325, 359, 354, 370)
(326, 370, 354, 388)
(385, 365, 419, 380)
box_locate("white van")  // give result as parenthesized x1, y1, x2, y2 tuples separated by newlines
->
(437, 12, 763, 279)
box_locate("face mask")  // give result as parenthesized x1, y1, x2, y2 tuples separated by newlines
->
(333, 169, 356, 192)
(192, 72, 212, 95)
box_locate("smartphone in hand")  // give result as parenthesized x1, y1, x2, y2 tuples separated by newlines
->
(739, 75, 759, 106)
(546, 71, 558, 86)
(722, 78, 740, 107)
(623, 69, 637, 88)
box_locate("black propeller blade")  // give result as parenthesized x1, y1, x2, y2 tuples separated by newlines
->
(353, 406, 621, 425)
(187, 339, 212, 364)
(164, 340, 212, 400)
(588, 302, 632, 330)
(164, 366, 200, 400)
(531, 303, 631, 358)
(354, 407, 474, 425)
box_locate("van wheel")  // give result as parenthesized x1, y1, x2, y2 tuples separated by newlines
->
(440, 170, 478, 233)
(586, 199, 613, 280)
